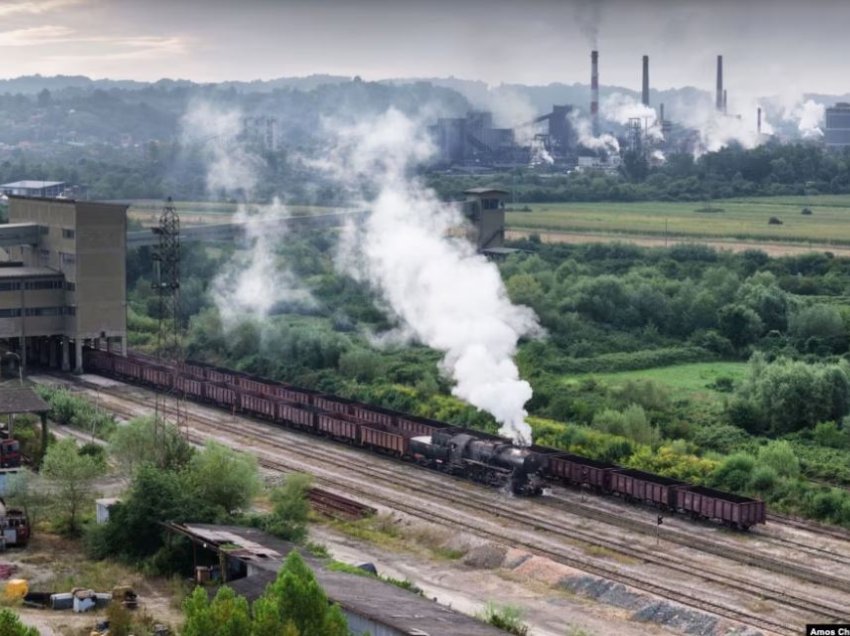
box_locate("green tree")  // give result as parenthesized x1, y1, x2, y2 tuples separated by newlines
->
(87, 465, 215, 561)
(790, 304, 847, 353)
(182, 586, 252, 636)
(41, 438, 105, 534)
(5, 470, 51, 533)
(253, 551, 348, 636)
(718, 304, 763, 349)
(263, 474, 312, 542)
(0, 609, 38, 636)
(108, 416, 194, 476)
(185, 441, 260, 515)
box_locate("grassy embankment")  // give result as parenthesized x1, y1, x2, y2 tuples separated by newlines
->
(506, 195, 850, 244)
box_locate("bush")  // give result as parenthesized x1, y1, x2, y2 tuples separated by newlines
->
(477, 603, 529, 636)
(813, 421, 850, 449)
(710, 452, 756, 492)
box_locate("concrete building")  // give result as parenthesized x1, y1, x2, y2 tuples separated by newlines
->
(462, 188, 508, 251)
(1, 181, 65, 198)
(0, 196, 128, 372)
(825, 103, 850, 149)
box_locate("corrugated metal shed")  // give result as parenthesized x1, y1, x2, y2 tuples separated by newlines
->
(0, 388, 49, 415)
(169, 523, 505, 636)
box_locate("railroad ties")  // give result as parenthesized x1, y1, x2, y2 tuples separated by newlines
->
(307, 487, 377, 521)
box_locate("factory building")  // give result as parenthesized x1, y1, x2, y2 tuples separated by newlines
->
(429, 112, 518, 166)
(825, 103, 850, 149)
(0, 196, 127, 373)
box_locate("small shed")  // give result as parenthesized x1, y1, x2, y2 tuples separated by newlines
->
(0, 387, 49, 458)
(95, 498, 121, 525)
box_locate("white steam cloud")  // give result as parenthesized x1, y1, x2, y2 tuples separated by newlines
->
(328, 109, 540, 445)
(180, 100, 313, 329)
(212, 201, 315, 330)
(601, 93, 664, 141)
(569, 109, 620, 153)
(784, 99, 825, 138)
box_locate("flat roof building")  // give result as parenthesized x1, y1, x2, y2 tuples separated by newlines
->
(0, 181, 65, 199)
(0, 196, 127, 373)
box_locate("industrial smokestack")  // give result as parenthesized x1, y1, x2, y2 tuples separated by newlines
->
(757, 107, 762, 134)
(716, 55, 723, 112)
(660, 102, 665, 123)
(591, 50, 599, 137)
(641, 55, 650, 107)
(723, 90, 728, 115)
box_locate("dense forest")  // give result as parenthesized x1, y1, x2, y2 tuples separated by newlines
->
(125, 234, 850, 526)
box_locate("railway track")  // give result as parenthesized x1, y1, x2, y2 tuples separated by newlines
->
(73, 380, 849, 635)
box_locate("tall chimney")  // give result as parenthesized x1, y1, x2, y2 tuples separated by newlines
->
(641, 55, 650, 107)
(723, 89, 728, 115)
(757, 107, 762, 134)
(591, 50, 600, 137)
(660, 102, 665, 123)
(716, 55, 723, 112)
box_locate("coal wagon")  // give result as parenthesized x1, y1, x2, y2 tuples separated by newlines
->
(676, 485, 766, 529)
(609, 469, 686, 510)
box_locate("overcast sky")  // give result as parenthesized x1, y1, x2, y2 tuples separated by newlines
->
(0, 0, 846, 97)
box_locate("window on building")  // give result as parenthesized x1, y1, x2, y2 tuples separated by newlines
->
(65, 306, 76, 316)
(61, 228, 75, 239)
(25, 279, 63, 290)
(0, 282, 20, 292)
(65, 281, 76, 291)
(0, 309, 20, 317)
(25, 307, 62, 317)
(60, 252, 76, 266)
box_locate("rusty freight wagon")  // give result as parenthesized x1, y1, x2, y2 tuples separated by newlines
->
(360, 425, 408, 457)
(317, 413, 359, 442)
(609, 469, 686, 510)
(240, 392, 276, 420)
(547, 453, 616, 492)
(677, 486, 766, 529)
(276, 402, 316, 431)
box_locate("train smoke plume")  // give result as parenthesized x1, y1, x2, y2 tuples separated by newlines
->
(181, 100, 313, 329)
(328, 109, 540, 445)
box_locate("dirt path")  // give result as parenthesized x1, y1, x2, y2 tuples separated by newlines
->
(506, 229, 850, 257)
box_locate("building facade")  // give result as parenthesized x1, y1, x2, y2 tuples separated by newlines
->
(825, 103, 850, 149)
(0, 197, 128, 372)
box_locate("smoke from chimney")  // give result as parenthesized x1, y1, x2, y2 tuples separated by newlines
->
(641, 55, 649, 107)
(591, 50, 600, 137)
(716, 55, 723, 112)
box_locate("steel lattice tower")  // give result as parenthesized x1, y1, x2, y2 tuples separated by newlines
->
(152, 197, 187, 437)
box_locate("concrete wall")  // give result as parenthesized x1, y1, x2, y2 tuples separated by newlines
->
(73, 201, 127, 339)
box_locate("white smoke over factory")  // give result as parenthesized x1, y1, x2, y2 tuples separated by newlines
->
(328, 109, 540, 445)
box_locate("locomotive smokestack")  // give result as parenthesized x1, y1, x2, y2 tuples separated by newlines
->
(591, 49, 599, 137)
(716, 55, 723, 112)
(641, 54, 650, 107)
(757, 107, 762, 134)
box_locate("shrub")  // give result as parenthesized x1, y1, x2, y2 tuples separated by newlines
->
(477, 603, 529, 636)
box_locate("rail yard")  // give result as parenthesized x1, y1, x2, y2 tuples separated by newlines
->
(38, 360, 850, 636)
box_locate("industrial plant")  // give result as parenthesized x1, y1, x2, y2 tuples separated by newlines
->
(425, 49, 814, 171)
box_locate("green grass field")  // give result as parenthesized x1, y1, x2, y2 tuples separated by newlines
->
(567, 361, 748, 397)
(507, 195, 850, 244)
(126, 200, 352, 220)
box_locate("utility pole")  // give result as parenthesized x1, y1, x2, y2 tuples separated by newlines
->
(152, 197, 188, 439)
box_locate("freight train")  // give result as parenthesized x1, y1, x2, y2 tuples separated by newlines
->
(84, 350, 766, 529)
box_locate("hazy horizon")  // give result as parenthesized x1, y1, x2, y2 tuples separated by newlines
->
(1, 0, 849, 100)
